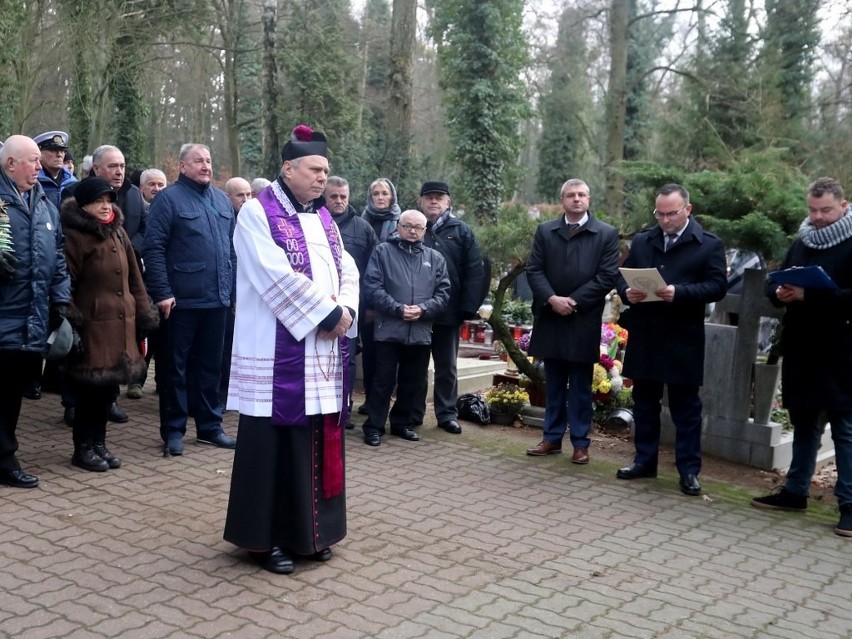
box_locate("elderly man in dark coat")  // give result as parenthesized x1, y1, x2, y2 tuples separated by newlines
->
(615, 183, 726, 496)
(525, 178, 620, 464)
(751, 177, 852, 538)
(0, 135, 71, 488)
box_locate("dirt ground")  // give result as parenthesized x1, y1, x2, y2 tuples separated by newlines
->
(485, 416, 839, 507)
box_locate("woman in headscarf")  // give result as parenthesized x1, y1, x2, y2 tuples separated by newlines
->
(361, 178, 402, 242)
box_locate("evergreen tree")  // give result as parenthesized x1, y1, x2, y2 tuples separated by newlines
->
(536, 6, 596, 201)
(429, 0, 530, 223)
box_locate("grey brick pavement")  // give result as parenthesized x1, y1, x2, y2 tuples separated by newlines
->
(1, 389, 850, 639)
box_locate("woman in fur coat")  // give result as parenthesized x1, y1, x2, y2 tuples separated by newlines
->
(60, 178, 159, 471)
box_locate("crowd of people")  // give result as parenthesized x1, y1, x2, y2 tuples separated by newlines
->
(0, 125, 849, 578)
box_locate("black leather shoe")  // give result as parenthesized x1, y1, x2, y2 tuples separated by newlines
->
(72, 445, 109, 472)
(108, 402, 129, 424)
(438, 419, 462, 434)
(310, 548, 332, 562)
(344, 421, 355, 430)
(616, 462, 657, 480)
(357, 403, 368, 415)
(679, 474, 701, 496)
(0, 468, 39, 488)
(250, 547, 294, 574)
(392, 427, 420, 441)
(364, 432, 381, 447)
(63, 406, 75, 427)
(23, 386, 42, 400)
(197, 431, 237, 449)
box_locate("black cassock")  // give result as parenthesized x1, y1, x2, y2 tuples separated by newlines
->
(224, 414, 346, 555)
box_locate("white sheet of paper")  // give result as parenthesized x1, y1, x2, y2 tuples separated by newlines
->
(619, 267, 666, 302)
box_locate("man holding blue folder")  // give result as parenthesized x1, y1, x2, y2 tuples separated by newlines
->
(751, 177, 852, 538)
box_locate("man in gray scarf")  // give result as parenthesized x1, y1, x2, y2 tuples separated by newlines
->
(751, 177, 852, 538)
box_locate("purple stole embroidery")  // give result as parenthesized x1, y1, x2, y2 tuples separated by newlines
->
(257, 184, 350, 427)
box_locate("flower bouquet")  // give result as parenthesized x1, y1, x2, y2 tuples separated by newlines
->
(484, 382, 529, 424)
(593, 323, 633, 424)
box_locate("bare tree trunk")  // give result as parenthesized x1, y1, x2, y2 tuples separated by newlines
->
(261, 0, 280, 180)
(603, 0, 629, 221)
(216, 0, 242, 176)
(383, 0, 416, 181)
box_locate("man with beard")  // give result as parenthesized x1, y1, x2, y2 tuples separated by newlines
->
(751, 177, 852, 538)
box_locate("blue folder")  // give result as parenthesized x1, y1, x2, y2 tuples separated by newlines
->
(768, 265, 837, 290)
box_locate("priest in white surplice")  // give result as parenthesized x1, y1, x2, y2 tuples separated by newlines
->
(224, 125, 358, 575)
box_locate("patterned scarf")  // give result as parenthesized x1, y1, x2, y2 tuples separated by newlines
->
(799, 205, 852, 249)
(259, 180, 348, 498)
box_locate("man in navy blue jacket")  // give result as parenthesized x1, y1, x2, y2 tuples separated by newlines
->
(143, 143, 237, 456)
(615, 183, 726, 497)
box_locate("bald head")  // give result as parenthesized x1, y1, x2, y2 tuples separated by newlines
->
(397, 209, 428, 241)
(225, 177, 252, 212)
(0, 135, 42, 193)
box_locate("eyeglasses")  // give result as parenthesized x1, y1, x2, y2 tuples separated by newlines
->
(653, 205, 687, 219)
(399, 223, 426, 232)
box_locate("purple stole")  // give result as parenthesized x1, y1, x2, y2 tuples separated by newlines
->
(257, 184, 351, 428)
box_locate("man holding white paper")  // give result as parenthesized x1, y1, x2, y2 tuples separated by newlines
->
(752, 177, 852, 538)
(614, 183, 726, 496)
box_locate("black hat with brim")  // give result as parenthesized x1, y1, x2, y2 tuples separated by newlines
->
(420, 181, 450, 196)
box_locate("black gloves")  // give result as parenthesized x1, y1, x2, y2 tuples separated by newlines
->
(49, 303, 69, 332)
(0, 251, 16, 282)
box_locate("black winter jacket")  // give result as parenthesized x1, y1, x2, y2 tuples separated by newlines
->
(422, 212, 486, 326)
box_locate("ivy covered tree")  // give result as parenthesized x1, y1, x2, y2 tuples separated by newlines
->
(428, 0, 530, 224)
(536, 6, 596, 201)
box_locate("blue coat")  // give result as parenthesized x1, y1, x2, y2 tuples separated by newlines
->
(0, 173, 71, 352)
(37, 167, 77, 209)
(142, 174, 235, 309)
(526, 214, 621, 363)
(617, 217, 727, 386)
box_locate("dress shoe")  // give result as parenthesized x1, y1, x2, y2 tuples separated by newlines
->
(93, 441, 121, 469)
(310, 548, 333, 562)
(571, 447, 590, 465)
(391, 427, 420, 441)
(197, 430, 237, 449)
(250, 547, 295, 574)
(344, 421, 355, 430)
(438, 419, 462, 434)
(679, 474, 701, 496)
(23, 386, 42, 400)
(63, 406, 75, 427)
(616, 462, 657, 480)
(357, 403, 368, 415)
(126, 383, 143, 399)
(165, 435, 184, 456)
(0, 468, 39, 488)
(108, 402, 129, 423)
(526, 440, 562, 456)
(72, 444, 109, 472)
(363, 432, 381, 447)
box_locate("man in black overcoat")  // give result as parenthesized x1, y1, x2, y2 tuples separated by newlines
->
(615, 183, 726, 496)
(525, 179, 620, 464)
(751, 177, 852, 538)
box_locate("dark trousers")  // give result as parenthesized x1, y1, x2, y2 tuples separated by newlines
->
(0, 351, 42, 471)
(70, 380, 112, 446)
(158, 307, 227, 442)
(359, 316, 376, 402)
(364, 341, 431, 436)
(542, 359, 593, 448)
(632, 379, 703, 476)
(412, 323, 460, 424)
(218, 308, 235, 409)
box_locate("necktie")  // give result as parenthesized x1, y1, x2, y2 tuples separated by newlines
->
(665, 233, 677, 252)
(568, 223, 580, 235)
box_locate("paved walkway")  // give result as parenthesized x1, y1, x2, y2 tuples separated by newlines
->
(2, 389, 850, 639)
